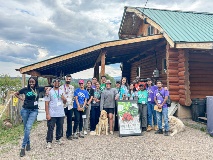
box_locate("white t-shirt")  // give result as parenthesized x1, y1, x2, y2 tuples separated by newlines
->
(45, 88, 65, 117)
(59, 84, 74, 110)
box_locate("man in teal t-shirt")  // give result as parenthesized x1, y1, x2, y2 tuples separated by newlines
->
(100, 76, 106, 91)
(137, 84, 148, 132)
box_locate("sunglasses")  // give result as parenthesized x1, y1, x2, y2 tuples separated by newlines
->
(79, 83, 84, 85)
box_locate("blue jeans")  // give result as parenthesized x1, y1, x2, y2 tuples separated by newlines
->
(156, 107, 169, 131)
(20, 108, 38, 148)
(147, 103, 157, 126)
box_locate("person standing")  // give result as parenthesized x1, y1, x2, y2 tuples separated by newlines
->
(120, 77, 129, 100)
(127, 83, 136, 100)
(91, 77, 97, 90)
(100, 75, 106, 91)
(84, 80, 94, 135)
(146, 78, 158, 132)
(90, 82, 101, 134)
(137, 84, 148, 132)
(15, 77, 49, 157)
(73, 80, 89, 139)
(154, 80, 169, 136)
(114, 81, 121, 131)
(100, 80, 118, 134)
(60, 74, 74, 140)
(45, 78, 67, 149)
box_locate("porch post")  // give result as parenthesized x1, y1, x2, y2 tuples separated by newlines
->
(22, 74, 26, 88)
(47, 77, 52, 86)
(100, 52, 106, 77)
(94, 64, 99, 81)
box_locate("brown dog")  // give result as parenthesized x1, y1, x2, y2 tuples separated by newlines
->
(95, 110, 108, 136)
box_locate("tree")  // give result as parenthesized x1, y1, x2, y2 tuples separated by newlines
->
(0, 74, 21, 104)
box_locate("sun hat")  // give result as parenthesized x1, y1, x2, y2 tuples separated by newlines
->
(78, 79, 84, 84)
(105, 80, 111, 84)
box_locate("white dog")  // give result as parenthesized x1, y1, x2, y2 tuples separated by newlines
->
(169, 116, 185, 136)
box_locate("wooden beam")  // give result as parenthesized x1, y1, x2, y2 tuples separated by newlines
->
(94, 63, 99, 81)
(27, 70, 41, 77)
(94, 50, 106, 67)
(22, 74, 26, 88)
(127, 40, 166, 62)
(125, 8, 175, 49)
(100, 52, 106, 76)
(47, 77, 52, 85)
(176, 42, 213, 49)
(19, 34, 164, 74)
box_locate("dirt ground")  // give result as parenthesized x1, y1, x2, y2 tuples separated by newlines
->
(0, 120, 213, 160)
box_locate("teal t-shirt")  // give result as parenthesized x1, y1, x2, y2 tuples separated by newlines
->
(138, 90, 148, 104)
(100, 83, 106, 91)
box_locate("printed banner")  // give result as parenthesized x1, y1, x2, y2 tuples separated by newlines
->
(117, 100, 142, 137)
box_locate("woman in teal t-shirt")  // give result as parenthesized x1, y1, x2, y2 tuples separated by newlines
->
(137, 84, 148, 132)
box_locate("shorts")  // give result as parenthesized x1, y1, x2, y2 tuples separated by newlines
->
(103, 108, 114, 114)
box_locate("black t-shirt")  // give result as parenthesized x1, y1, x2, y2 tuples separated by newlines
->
(19, 87, 45, 109)
(86, 88, 94, 102)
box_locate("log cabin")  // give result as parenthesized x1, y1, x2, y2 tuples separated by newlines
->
(17, 7, 213, 118)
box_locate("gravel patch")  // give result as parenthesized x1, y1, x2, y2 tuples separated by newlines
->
(0, 120, 213, 160)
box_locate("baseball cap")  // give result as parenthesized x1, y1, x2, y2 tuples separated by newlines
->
(105, 80, 111, 84)
(78, 79, 84, 84)
(147, 78, 151, 81)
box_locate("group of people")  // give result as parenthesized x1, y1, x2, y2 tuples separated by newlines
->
(15, 75, 170, 157)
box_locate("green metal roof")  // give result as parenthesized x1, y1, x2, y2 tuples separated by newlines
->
(136, 7, 213, 43)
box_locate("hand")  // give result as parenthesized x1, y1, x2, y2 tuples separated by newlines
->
(115, 97, 118, 100)
(158, 105, 162, 109)
(46, 114, 51, 120)
(157, 104, 161, 107)
(77, 107, 82, 111)
(20, 98, 24, 101)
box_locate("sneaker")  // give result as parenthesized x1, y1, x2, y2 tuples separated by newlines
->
(79, 131, 84, 138)
(110, 131, 113, 135)
(20, 148, 25, 157)
(155, 129, 163, 134)
(26, 144, 31, 151)
(67, 136, 72, 140)
(146, 125, 152, 132)
(154, 125, 158, 131)
(56, 139, 64, 145)
(84, 130, 87, 135)
(90, 131, 95, 135)
(164, 131, 169, 136)
(73, 133, 79, 139)
(46, 142, 52, 149)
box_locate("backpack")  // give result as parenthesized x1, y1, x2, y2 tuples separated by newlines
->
(158, 90, 171, 107)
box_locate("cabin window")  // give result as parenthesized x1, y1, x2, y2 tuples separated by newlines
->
(147, 26, 154, 36)
(162, 58, 167, 74)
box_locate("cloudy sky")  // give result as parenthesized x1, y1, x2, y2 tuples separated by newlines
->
(0, 0, 212, 78)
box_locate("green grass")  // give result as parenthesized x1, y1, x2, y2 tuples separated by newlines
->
(0, 114, 39, 145)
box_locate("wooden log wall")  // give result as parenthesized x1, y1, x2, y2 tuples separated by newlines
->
(189, 51, 213, 99)
(178, 50, 191, 106)
(166, 45, 191, 106)
(166, 45, 180, 102)
(130, 46, 167, 85)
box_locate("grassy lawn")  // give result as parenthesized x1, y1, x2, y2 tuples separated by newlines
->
(0, 105, 38, 145)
